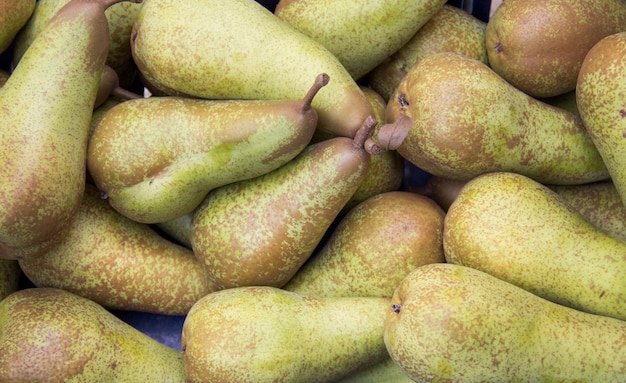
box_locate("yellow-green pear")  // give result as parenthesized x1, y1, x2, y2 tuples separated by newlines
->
(274, 0, 447, 81)
(18, 185, 214, 315)
(0, 0, 35, 54)
(0, 287, 185, 382)
(131, 0, 375, 138)
(367, 4, 488, 102)
(0, 0, 141, 260)
(486, 0, 626, 98)
(577, 32, 626, 207)
(154, 214, 193, 250)
(0, 260, 20, 301)
(283, 191, 445, 297)
(444, 171, 626, 321)
(334, 357, 414, 383)
(379, 52, 609, 185)
(181, 286, 390, 383)
(192, 118, 376, 289)
(385, 263, 626, 382)
(88, 74, 327, 224)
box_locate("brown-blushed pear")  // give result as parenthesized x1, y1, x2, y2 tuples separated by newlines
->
(18, 185, 215, 316)
(367, 4, 488, 101)
(88, 74, 327, 224)
(385, 263, 626, 382)
(486, 0, 626, 98)
(379, 52, 609, 185)
(410, 175, 468, 212)
(0, 0, 141, 260)
(444, 172, 626, 321)
(130, 0, 375, 138)
(0, 0, 35, 54)
(181, 286, 390, 383)
(0, 288, 185, 382)
(192, 118, 376, 289)
(274, 0, 447, 81)
(284, 191, 445, 298)
(577, 32, 626, 207)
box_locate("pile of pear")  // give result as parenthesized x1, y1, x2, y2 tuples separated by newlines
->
(1, 0, 626, 381)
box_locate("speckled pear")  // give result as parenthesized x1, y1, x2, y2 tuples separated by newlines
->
(130, 0, 375, 138)
(334, 357, 414, 383)
(18, 185, 215, 315)
(0, 287, 185, 382)
(274, 0, 447, 81)
(379, 52, 609, 185)
(191, 117, 376, 289)
(444, 171, 626, 321)
(0, 0, 35, 54)
(283, 191, 445, 298)
(0, 260, 20, 301)
(181, 286, 390, 383)
(88, 74, 328, 224)
(0, 0, 141, 260)
(385, 263, 626, 382)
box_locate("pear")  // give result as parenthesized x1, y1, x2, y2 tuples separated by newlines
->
(577, 32, 626, 207)
(367, 4, 488, 102)
(0, 69, 8, 86)
(0, 0, 141, 260)
(335, 357, 414, 383)
(0, 259, 20, 301)
(548, 181, 626, 242)
(443, 171, 626, 321)
(94, 64, 142, 109)
(274, 0, 447, 81)
(0, 0, 35, 54)
(385, 263, 626, 382)
(154, 214, 193, 249)
(192, 117, 376, 289)
(0, 287, 185, 382)
(378, 52, 609, 185)
(539, 90, 580, 118)
(88, 73, 328, 224)
(181, 285, 390, 383)
(486, 0, 626, 98)
(130, 0, 375, 138)
(283, 191, 445, 298)
(18, 184, 214, 315)
(410, 175, 467, 212)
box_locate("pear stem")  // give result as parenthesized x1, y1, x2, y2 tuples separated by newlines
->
(111, 86, 143, 100)
(352, 115, 378, 151)
(301, 73, 330, 114)
(376, 113, 413, 151)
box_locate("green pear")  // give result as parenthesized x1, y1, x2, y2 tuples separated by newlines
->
(88, 73, 327, 224)
(486, 0, 626, 98)
(18, 184, 214, 315)
(274, 0, 447, 81)
(154, 214, 193, 249)
(0, 0, 35, 54)
(284, 191, 445, 297)
(577, 32, 626, 207)
(0, 260, 20, 301)
(130, 0, 375, 138)
(181, 286, 390, 383)
(192, 117, 376, 289)
(443, 171, 626, 321)
(378, 52, 609, 185)
(334, 357, 414, 383)
(367, 4, 488, 102)
(385, 263, 626, 382)
(0, 0, 141, 260)
(0, 287, 185, 382)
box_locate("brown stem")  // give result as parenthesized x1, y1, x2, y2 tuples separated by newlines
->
(301, 73, 330, 114)
(111, 86, 143, 100)
(352, 115, 378, 151)
(376, 114, 413, 151)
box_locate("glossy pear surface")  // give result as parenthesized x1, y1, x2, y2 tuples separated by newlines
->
(444, 171, 626, 321)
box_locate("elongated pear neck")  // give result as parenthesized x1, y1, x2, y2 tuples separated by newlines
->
(301, 73, 329, 114)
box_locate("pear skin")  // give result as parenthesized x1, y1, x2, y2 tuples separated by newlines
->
(274, 0, 447, 80)
(0, 287, 185, 382)
(486, 0, 626, 98)
(181, 286, 390, 383)
(577, 32, 626, 207)
(154, 214, 193, 250)
(0, 0, 142, 260)
(283, 191, 445, 297)
(367, 4, 488, 102)
(380, 52, 609, 185)
(385, 263, 626, 382)
(443, 171, 626, 321)
(334, 357, 414, 383)
(131, 0, 375, 138)
(409, 175, 468, 212)
(0, 259, 20, 301)
(192, 118, 376, 289)
(18, 184, 214, 315)
(0, 0, 35, 54)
